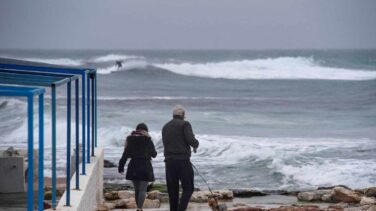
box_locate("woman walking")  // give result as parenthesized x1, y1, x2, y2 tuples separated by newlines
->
(118, 123, 157, 211)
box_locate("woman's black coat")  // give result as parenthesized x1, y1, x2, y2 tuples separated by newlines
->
(118, 133, 157, 181)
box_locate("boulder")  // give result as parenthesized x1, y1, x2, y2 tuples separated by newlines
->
(147, 190, 169, 202)
(360, 197, 376, 206)
(104, 191, 119, 201)
(143, 199, 161, 208)
(365, 188, 376, 197)
(104, 202, 116, 210)
(147, 190, 162, 200)
(231, 189, 268, 197)
(230, 207, 263, 211)
(104, 159, 117, 168)
(113, 198, 137, 209)
(191, 191, 210, 202)
(321, 193, 334, 203)
(125, 198, 137, 209)
(118, 190, 134, 199)
(367, 205, 376, 211)
(297, 192, 319, 202)
(268, 205, 321, 211)
(331, 186, 361, 203)
(327, 205, 345, 211)
(96, 204, 110, 211)
(214, 189, 234, 200)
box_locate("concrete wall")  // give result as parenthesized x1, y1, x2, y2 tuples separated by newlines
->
(56, 148, 104, 211)
(0, 148, 38, 193)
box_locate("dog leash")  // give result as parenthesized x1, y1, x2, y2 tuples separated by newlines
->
(191, 162, 215, 197)
(192, 162, 228, 211)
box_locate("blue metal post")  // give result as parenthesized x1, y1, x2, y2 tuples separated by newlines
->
(75, 79, 80, 189)
(87, 76, 90, 163)
(91, 74, 94, 156)
(38, 94, 44, 211)
(66, 82, 71, 206)
(94, 73, 97, 148)
(82, 74, 86, 174)
(27, 95, 34, 211)
(51, 85, 57, 209)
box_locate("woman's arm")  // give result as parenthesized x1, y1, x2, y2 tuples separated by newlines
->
(118, 138, 129, 173)
(149, 139, 157, 158)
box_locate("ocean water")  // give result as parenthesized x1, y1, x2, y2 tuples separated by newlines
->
(0, 49, 375, 191)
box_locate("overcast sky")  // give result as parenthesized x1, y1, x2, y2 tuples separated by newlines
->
(1, 0, 376, 50)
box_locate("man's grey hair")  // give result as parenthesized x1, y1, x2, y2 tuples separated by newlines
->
(173, 105, 185, 117)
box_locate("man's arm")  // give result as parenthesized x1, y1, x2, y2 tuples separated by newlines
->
(184, 121, 199, 149)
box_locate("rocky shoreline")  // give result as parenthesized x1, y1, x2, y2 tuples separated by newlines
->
(97, 182, 376, 211)
(100, 160, 376, 211)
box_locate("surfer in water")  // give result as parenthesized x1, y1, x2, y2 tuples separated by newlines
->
(115, 60, 123, 69)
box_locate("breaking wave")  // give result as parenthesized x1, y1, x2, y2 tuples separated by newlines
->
(98, 125, 376, 190)
(21, 57, 83, 66)
(91, 54, 143, 63)
(156, 57, 376, 81)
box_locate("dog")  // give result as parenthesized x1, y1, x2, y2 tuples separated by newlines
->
(208, 196, 227, 211)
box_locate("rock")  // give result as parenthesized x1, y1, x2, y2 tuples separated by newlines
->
(360, 197, 376, 205)
(96, 204, 110, 211)
(365, 188, 376, 197)
(321, 193, 334, 203)
(367, 205, 376, 211)
(231, 189, 268, 197)
(104, 202, 115, 210)
(143, 199, 161, 208)
(104, 191, 119, 201)
(113, 198, 137, 209)
(147, 190, 162, 200)
(213, 189, 234, 199)
(327, 205, 345, 211)
(297, 192, 319, 202)
(331, 186, 362, 203)
(146, 190, 169, 202)
(268, 205, 322, 211)
(125, 198, 137, 209)
(118, 190, 134, 199)
(191, 191, 210, 202)
(104, 159, 117, 168)
(230, 207, 263, 211)
(233, 203, 248, 207)
(332, 202, 349, 208)
(297, 189, 332, 202)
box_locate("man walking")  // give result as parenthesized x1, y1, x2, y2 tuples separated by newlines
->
(162, 105, 199, 211)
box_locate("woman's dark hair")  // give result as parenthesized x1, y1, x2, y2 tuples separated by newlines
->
(136, 123, 148, 131)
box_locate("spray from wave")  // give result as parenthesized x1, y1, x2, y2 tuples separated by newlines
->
(156, 57, 376, 81)
(91, 54, 143, 63)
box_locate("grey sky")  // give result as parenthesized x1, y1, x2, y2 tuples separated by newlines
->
(1, 0, 375, 50)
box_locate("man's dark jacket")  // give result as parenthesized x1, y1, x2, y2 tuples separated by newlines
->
(162, 116, 199, 160)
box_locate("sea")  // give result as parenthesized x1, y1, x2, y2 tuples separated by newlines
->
(0, 49, 375, 191)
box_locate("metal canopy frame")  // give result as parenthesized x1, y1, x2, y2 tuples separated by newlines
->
(0, 85, 45, 211)
(0, 58, 98, 210)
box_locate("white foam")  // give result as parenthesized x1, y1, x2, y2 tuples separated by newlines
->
(96, 96, 230, 101)
(91, 54, 143, 63)
(22, 57, 83, 66)
(156, 57, 376, 81)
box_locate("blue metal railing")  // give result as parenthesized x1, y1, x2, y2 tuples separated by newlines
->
(0, 58, 98, 210)
(0, 85, 45, 211)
